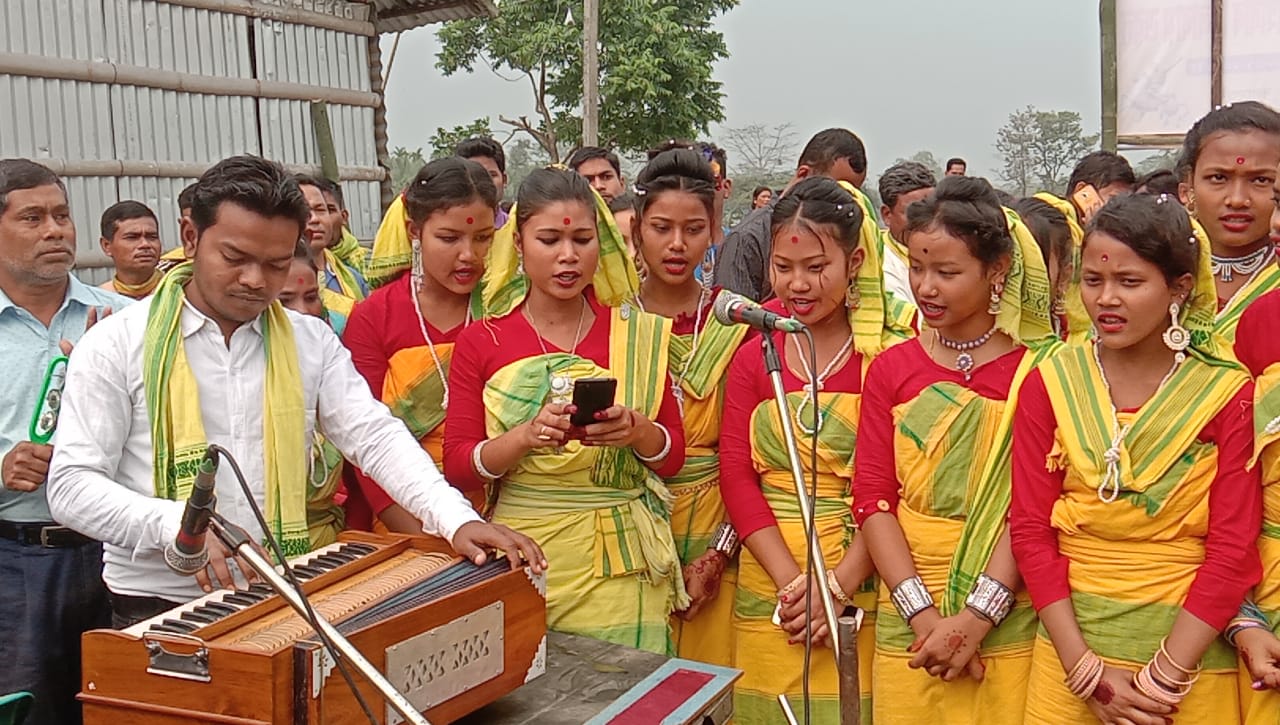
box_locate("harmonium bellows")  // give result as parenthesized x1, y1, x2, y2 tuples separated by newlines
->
(80, 532, 548, 725)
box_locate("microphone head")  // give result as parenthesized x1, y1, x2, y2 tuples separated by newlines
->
(712, 290, 746, 326)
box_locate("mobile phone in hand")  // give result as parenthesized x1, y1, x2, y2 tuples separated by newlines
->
(570, 378, 618, 428)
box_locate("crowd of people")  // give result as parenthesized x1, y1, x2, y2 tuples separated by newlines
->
(3, 99, 1280, 725)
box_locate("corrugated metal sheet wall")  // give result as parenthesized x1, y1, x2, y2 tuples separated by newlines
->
(1, 0, 380, 285)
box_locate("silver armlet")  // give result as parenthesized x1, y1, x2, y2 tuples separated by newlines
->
(708, 522, 740, 558)
(965, 573, 1015, 627)
(889, 575, 934, 623)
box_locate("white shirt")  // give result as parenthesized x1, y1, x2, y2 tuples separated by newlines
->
(47, 297, 482, 602)
(881, 243, 914, 308)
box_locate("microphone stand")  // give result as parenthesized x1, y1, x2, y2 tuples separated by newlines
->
(208, 515, 432, 725)
(759, 333, 842, 663)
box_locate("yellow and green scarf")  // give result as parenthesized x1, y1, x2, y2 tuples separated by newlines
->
(143, 263, 311, 556)
(838, 181, 917, 360)
(481, 184, 639, 319)
(367, 193, 412, 288)
(1033, 193, 1089, 344)
(331, 227, 368, 277)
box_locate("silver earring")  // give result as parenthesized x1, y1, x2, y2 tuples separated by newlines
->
(516, 254, 525, 277)
(988, 281, 1003, 315)
(410, 238, 424, 285)
(1162, 301, 1190, 363)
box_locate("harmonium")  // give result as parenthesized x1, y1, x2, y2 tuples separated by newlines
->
(80, 532, 547, 724)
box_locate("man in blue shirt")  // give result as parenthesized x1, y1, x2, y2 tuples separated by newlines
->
(0, 159, 127, 725)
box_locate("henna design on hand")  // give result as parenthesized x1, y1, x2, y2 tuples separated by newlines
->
(1092, 680, 1115, 705)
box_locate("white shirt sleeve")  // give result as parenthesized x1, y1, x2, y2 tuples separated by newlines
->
(312, 323, 482, 542)
(46, 317, 185, 555)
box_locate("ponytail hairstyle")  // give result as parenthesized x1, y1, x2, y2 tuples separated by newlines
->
(769, 176, 864, 256)
(1178, 101, 1280, 174)
(1085, 193, 1198, 285)
(632, 148, 717, 219)
(515, 167, 597, 230)
(904, 176, 1012, 267)
(403, 157, 498, 226)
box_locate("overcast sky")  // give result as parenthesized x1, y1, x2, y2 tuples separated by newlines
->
(381, 0, 1101, 182)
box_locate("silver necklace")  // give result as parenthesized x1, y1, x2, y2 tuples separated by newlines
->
(525, 295, 588, 402)
(409, 276, 469, 410)
(637, 285, 710, 416)
(936, 325, 997, 380)
(791, 333, 854, 436)
(1211, 244, 1272, 283)
(1091, 343, 1182, 503)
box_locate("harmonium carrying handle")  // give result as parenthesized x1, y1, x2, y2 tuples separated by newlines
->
(142, 632, 211, 683)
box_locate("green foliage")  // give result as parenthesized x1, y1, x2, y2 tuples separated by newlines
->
(436, 0, 739, 160)
(504, 138, 552, 202)
(1134, 149, 1179, 176)
(389, 146, 427, 193)
(996, 106, 1099, 196)
(429, 117, 493, 159)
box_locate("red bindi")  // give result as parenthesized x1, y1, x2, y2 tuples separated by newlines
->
(1101, 253, 1109, 262)
(296, 276, 305, 284)
(465, 216, 474, 225)
(791, 235, 799, 244)
(563, 217, 572, 226)
(1237, 156, 1246, 165)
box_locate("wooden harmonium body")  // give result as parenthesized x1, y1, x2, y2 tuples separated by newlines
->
(80, 532, 548, 725)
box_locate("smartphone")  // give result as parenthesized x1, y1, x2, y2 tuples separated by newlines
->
(570, 378, 618, 428)
(1071, 184, 1104, 223)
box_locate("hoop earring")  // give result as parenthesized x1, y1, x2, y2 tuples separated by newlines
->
(1162, 300, 1190, 363)
(988, 281, 1004, 315)
(845, 280, 861, 309)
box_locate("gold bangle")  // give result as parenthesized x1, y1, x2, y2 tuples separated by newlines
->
(826, 569, 853, 607)
(776, 572, 806, 599)
(1157, 637, 1202, 677)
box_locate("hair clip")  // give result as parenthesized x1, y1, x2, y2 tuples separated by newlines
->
(1155, 193, 1170, 204)
(632, 185, 647, 196)
(1188, 234, 1197, 245)
(836, 204, 844, 211)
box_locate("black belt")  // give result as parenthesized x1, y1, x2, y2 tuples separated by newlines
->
(0, 520, 94, 548)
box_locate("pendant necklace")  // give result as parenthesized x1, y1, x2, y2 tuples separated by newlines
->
(1091, 343, 1182, 503)
(1211, 243, 1271, 283)
(790, 333, 854, 436)
(936, 326, 997, 381)
(410, 276, 469, 410)
(525, 295, 588, 403)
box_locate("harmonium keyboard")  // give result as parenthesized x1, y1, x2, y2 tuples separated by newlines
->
(80, 532, 547, 725)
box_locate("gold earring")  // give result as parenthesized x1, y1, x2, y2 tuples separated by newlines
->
(845, 280, 861, 309)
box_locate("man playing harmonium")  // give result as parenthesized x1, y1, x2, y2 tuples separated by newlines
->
(46, 155, 546, 628)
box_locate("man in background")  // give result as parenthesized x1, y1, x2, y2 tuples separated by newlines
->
(945, 157, 967, 176)
(98, 201, 162, 299)
(0, 159, 126, 725)
(877, 161, 936, 304)
(297, 174, 368, 335)
(713, 128, 868, 301)
(568, 146, 626, 203)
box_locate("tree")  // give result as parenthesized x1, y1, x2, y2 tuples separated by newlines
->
(429, 117, 494, 159)
(996, 106, 1099, 196)
(721, 122, 797, 225)
(389, 146, 427, 193)
(892, 150, 943, 179)
(436, 0, 739, 162)
(504, 138, 552, 203)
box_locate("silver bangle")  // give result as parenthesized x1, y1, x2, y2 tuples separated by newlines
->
(634, 422, 671, 463)
(890, 575, 935, 623)
(965, 573, 1016, 627)
(472, 439, 500, 480)
(708, 521, 740, 558)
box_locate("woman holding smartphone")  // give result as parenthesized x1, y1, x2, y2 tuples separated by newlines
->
(443, 167, 689, 655)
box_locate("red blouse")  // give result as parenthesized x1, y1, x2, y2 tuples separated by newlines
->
(341, 275, 464, 527)
(1009, 369, 1261, 630)
(853, 340, 1025, 527)
(1235, 288, 1280, 377)
(719, 331, 865, 540)
(442, 291, 686, 491)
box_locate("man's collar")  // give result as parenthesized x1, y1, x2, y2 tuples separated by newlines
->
(179, 294, 265, 338)
(0, 274, 87, 314)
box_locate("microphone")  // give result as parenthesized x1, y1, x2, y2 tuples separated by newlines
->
(164, 449, 219, 575)
(713, 291, 806, 333)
